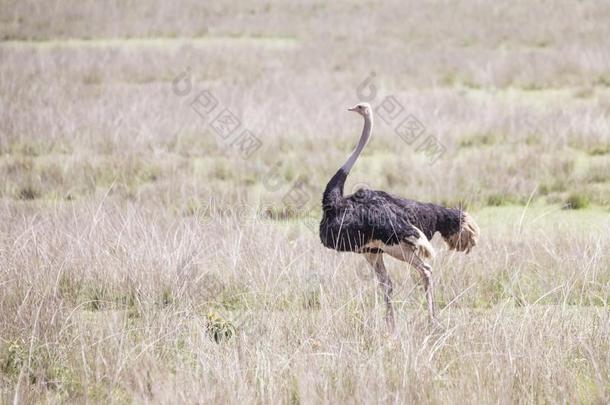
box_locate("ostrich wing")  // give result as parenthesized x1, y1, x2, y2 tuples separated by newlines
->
(320, 187, 450, 253)
(341, 188, 424, 246)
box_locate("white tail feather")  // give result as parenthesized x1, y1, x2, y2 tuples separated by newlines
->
(406, 227, 435, 259)
(443, 212, 480, 254)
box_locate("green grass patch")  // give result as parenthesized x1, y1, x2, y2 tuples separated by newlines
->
(588, 145, 610, 156)
(564, 193, 590, 210)
(486, 193, 519, 207)
(458, 132, 500, 148)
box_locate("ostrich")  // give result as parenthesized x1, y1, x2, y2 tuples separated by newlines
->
(319, 102, 479, 331)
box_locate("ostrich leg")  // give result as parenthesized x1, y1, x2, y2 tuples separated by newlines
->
(413, 259, 436, 324)
(385, 243, 438, 326)
(364, 252, 395, 332)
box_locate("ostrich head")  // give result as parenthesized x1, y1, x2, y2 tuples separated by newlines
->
(348, 102, 372, 118)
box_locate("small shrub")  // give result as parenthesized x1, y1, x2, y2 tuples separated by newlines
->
(459, 132, 499, 148)
(1, 340, 26, 377)
(206, 312, 236, 343)
(161, 288, 175, 307)
(564, 193, 590, 210)
(588, 145, 610, 156)
(18, 185, 39, 200)
(486, 193, 516, 207)
(83, 287, 104, 311)
(302, 289, 321, 310)
(211, 162, 232, 180)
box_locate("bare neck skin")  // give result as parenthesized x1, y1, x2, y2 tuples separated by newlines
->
(340, 114, 373, 173)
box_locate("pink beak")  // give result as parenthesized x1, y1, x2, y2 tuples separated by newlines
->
(347, 106, 357, 112)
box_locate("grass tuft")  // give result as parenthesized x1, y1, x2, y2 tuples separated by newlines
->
(18, 184, 39, 200)
(564, 193, 590, 210)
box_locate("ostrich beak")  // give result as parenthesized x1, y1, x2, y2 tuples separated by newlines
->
(347, 106, 357, 112)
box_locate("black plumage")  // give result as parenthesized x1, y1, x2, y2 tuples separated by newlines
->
(319, 169, 465, 253)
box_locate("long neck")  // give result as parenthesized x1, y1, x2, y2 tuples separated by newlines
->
(322, 114, 373, 208)
(340, 115, 373, 173)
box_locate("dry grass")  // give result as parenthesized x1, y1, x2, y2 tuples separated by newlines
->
(1, 0, 609, 403)
(1, 202, 609, 403)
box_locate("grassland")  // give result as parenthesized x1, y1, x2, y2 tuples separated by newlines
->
(1, 0, 609, 403)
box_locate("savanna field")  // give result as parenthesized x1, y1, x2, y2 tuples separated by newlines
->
(1, 1, 609, 403)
